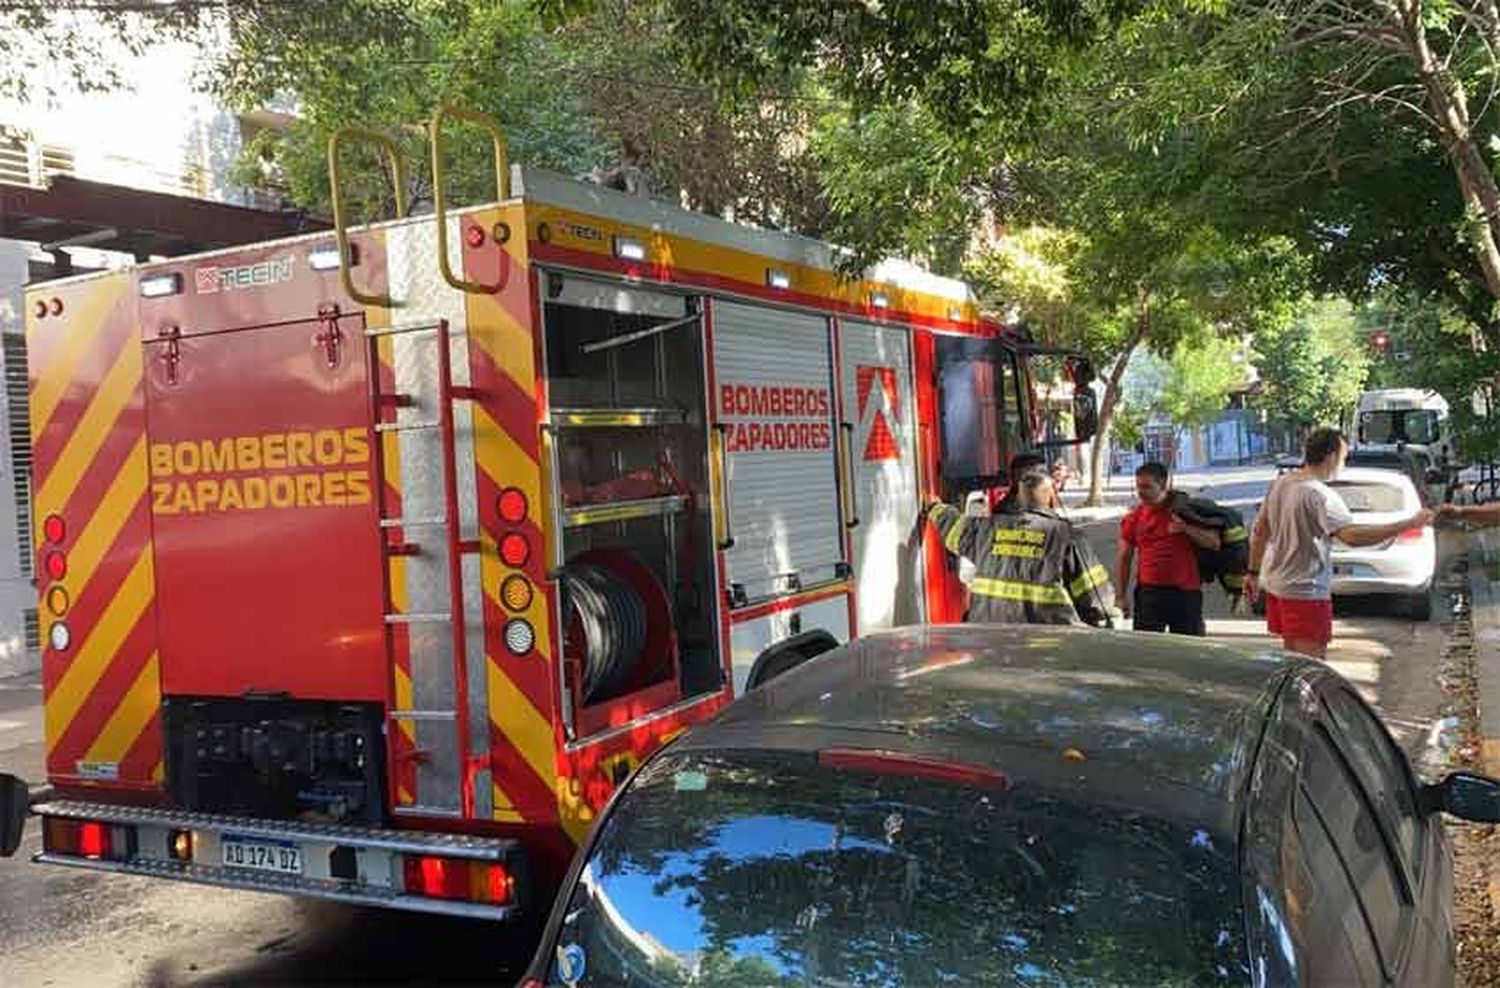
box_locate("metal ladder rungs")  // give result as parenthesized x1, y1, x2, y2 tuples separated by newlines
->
(375, 421, 441, 433)
(379, 517, 446, 529)
(390, 709, 457, 722)
(384, 612, 452, 625)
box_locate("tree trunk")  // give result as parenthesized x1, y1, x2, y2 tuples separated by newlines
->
(1085, 297, 1151, 507)
(1395, 0, 1500, 301)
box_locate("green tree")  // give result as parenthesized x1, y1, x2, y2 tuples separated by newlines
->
(1252, 298, 1370, 445)
(1085, 2, 1500, 347)
(220, 2, 604, 219)
(971, 219, 1307, 503)
(548, 0, 1148, 270)
(1160, 333, 1246, 431)
(0, 2, 215, 101)
(211, 0, 841, 237)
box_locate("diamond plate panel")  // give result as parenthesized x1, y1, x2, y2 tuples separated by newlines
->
(409, 716, 460, 811)
(381, 217, 488, 817)
(386, 216, 467, 330)
(407, 618, 456, 710)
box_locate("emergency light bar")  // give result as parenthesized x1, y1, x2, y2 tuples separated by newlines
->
(766, 268, 792, 290)
(139, 273, 182, 298)
(308, 244, 348, 271)
(870, 292, 890, 309)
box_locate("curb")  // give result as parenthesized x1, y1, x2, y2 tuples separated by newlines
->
(1466, 529, 1500, 777)
(1462, 529, 1500, 921)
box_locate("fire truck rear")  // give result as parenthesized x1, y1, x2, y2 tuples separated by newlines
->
(0, 107, 1096, 920)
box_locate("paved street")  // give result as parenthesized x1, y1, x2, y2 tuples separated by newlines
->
(0, 667, 534, 987)
(1075, 465, 1459, 768)
(0, 464, 1466, 986)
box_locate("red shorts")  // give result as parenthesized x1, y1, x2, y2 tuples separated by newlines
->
(1265, 593, 1333, 645)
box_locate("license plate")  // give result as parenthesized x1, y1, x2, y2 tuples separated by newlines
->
(221, 836, 302, 875)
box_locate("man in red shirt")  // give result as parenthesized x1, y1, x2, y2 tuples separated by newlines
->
(1115, 462, 1221, 636)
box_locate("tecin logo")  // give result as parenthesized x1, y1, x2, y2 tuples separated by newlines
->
(194, 256, 295, 294)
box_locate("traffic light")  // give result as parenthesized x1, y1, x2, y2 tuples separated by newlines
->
(1368, 330, 1391, 353)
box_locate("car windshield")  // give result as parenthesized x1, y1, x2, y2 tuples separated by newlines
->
(545, 749, 1248, 987)
(1327, 480, 1407, 513)
(1360, 409, 1439, 445)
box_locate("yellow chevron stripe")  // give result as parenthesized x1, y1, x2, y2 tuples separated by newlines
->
(464, 207, 536, 393)
(558, 780, 594, 844)
(473, 405, 542, 527)
(28, 278, 124, 439)
(393, 665, 416, 744)
(372, 319, 421, 810)
(152, 761, 163, 784)
(82, 652, 160, 765)
(35, 337, 141, 516)
(46, 548, 154, 751)
(492, 782, 523, 824)
(44, 436, 146, 592)
(486, 658, 557, 792)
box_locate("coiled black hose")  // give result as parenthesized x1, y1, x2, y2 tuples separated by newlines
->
(560, 563, 648, 703)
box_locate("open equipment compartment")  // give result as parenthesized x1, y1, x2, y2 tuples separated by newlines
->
(541, 274, 721, 738)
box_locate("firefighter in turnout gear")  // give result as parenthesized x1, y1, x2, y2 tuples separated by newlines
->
(928, 468, 1116, 626)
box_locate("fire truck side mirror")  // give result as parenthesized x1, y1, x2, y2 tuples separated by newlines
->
(1072, 391, 1099, 444)
(1066, 356, 1095, 386)
(0, 772, 27, 857)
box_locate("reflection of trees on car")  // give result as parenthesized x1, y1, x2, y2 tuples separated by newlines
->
(562, 750, 1248, 986)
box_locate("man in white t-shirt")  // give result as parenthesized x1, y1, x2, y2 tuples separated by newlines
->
(1246, 428, 1433, 658)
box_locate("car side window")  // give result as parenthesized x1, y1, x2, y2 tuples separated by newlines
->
(1322, 687, 1424, 876)
(1299, 728, 1413, 972)
(1289, 788, 1385, 986)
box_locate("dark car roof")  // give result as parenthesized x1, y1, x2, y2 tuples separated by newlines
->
(687, 624, 1306, 837)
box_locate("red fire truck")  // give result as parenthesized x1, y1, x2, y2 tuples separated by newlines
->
(0, 107, 1095, 920)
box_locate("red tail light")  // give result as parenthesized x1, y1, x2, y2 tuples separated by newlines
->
(1395, 526, 1425, 543)
(498, 488, 528, 524)
(500, 533, 530, 567)
(402, 855, 513, 905)
(44, 551, 67, 580)
(43, 514, 65, 544)
(44, 818, 132, 861)
(818, 748, 1009, 789)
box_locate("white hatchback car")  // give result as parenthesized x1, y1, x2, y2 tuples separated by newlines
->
(1327, 466, 1436, 620)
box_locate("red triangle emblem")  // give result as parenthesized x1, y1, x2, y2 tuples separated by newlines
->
(863, 411, 900, 461)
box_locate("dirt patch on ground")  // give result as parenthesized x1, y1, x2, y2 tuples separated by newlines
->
(1438, 581, 1500, 987)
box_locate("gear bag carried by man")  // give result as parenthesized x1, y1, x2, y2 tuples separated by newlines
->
(1168, 492, 1251, 602)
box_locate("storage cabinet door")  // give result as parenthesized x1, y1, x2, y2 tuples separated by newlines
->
(710, 301, 844, 602)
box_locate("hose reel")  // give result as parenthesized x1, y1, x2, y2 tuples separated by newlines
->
(559, 549, 678, 706)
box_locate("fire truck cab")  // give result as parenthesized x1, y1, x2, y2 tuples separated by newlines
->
(0, 109, 1095, 921)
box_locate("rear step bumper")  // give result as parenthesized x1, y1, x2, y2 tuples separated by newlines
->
(31, 800, 524, 920)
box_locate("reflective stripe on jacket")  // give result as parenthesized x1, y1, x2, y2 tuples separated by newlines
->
(927, 502, 1115, 626)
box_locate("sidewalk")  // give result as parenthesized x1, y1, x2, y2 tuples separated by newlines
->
(1062, 462, 1277, 525)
